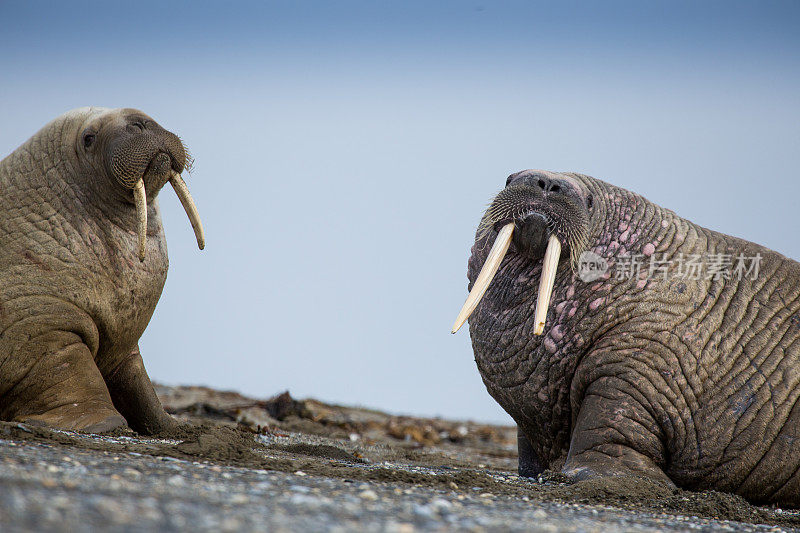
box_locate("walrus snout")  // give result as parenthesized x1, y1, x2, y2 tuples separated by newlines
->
(109, 125, 187, 190)
(163, 130, 188, 175)
(99, 110, 204, 262)
(511, 212, 550, 258)
(453, 171, 592, 335)
(146, 152, 172, 181)
(480, 182, 584, 261)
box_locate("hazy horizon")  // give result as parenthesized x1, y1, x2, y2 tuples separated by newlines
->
(1, 1, 798, 423)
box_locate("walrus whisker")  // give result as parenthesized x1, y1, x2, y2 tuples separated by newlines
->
(133, 179, 147, 262)
(169, 171, 205, 250)
(533, 234, 561, 335)
(452, 222, 515, 334)
(178, 138, 194, 173)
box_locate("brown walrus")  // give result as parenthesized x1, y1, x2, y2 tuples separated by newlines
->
(0, 108, 204, 433)
(454, 169, 800, 506)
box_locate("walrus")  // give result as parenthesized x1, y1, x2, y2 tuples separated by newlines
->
(454, 169, 800, 506)
(0, 107, 204, 434)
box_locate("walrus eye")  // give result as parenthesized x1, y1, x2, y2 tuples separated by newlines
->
(83, 134, 95, 149)
(587, 194, 594, 210)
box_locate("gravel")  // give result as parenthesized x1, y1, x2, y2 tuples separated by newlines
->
(0, 385, 796, 532)
(0, 434, 795, 532)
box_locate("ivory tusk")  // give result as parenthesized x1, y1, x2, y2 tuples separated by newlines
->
(451, 223, 515, 334)
(169, 172, 205, 250)
(533, 234, 562, 335)
(133, 179, 147, 262)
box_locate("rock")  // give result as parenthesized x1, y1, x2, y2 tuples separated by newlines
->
(359, 489, 378, 501)
(411, 503, 434, 519)
(430, 498, 452, 512)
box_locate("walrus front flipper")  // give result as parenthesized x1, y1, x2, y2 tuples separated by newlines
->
(562, 377, 675, 488)
(4, 331, 126, 433)
(102, 345, 177, 435)
(517, 427, 544, 477)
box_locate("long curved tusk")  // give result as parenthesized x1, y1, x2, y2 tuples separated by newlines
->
(533, 234, 562, 335)
(133, 179, 147, 262)
(169, 172, 205, 250)
(451, 223, 515, 334)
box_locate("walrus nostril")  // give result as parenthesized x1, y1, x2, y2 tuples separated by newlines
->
(534, 177, 562, 194)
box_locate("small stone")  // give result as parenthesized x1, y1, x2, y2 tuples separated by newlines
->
(295, 470, 307, 476)
(230, 494, 249, 505)
(51, 496, 70, 508)
(46, 465, 60, 473)
(430, 498, 452, 511)
(359, 489, 378, 501)
(167, 475, 184, 486)
(448, 481, 458, 490)
(289, 493, 321, 506)
(94, 496, 128, 522)
(412, 504, 434, 518)
(220, 517, 242, 532)
(479, 493, 494, 499)
(532, 509, 547, 519)
(386, 522, 415, 533)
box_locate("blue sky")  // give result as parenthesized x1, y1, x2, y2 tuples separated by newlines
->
(1, 1, 798, 423)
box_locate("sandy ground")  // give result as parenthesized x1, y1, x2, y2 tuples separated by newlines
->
(0, 385, 797, 532)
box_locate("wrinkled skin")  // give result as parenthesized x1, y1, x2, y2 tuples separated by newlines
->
(467, 169, 800, 506)
(0, 108, 189, 434)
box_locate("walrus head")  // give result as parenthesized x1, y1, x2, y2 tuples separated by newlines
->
(453, 170, 592, 334)
(76, 108, 204, 261)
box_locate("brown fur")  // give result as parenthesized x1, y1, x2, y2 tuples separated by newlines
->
(0, 108, 191, 433)
(467, 170, 800, 506)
